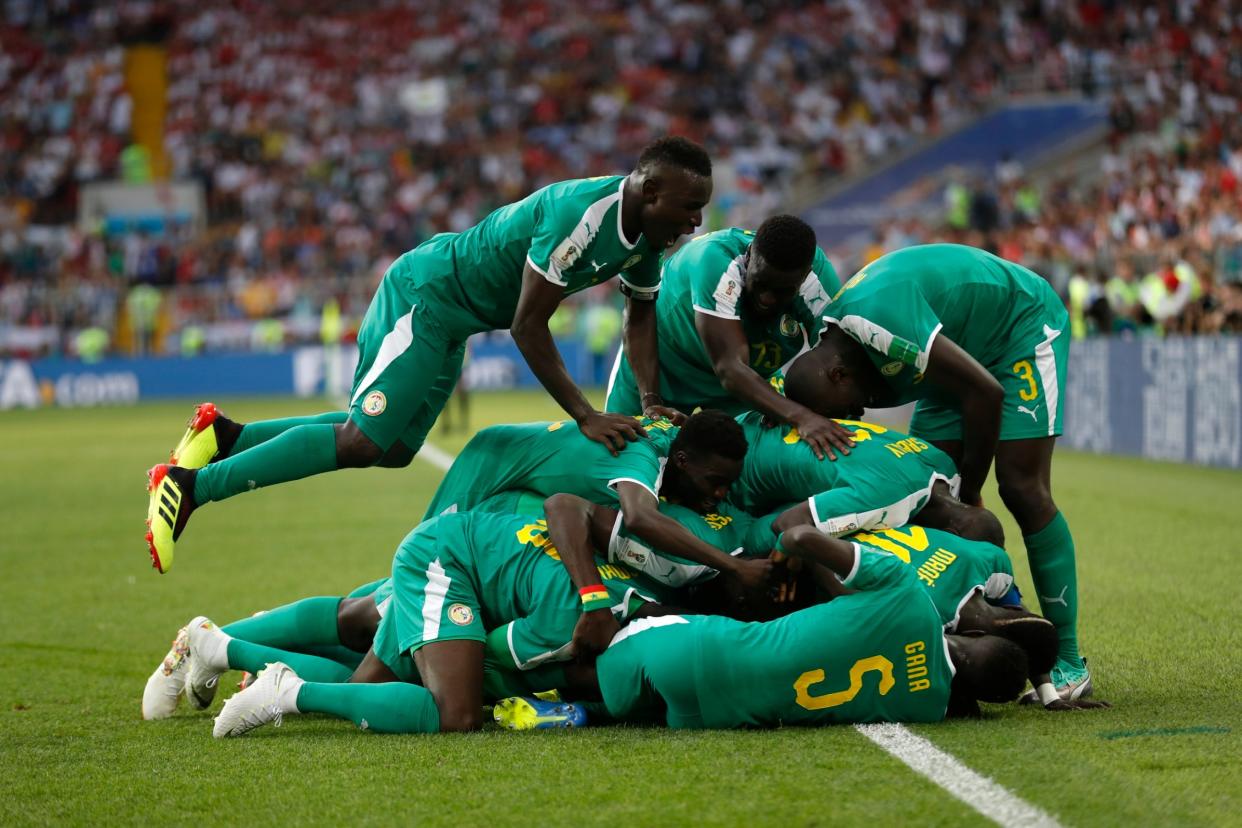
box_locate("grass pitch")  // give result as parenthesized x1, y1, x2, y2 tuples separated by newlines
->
(1, 392, 1240, 826)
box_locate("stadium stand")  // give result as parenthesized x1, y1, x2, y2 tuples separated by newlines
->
(3, 1, 1242, 357)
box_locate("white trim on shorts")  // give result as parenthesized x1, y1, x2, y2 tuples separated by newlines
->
(351, 305, 417, 405)
(420, 558, 451, 643)
(1033, 323, 1062, 437)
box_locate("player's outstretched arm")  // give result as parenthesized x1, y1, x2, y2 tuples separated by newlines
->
(922, 335, 1003, 504)
(616, 482, 773, 591)
(775, 524, 859, 578)
(696, 312, 853, 460)
(625, 296, 685, 424)
(544, 493, 621, 657)
(512, 266, 645, 455)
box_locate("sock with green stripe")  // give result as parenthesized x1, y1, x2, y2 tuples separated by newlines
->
(294, 682, 441, 733)
(1023, 511, 1085, 671)
(222, 596, 342, 650)
(194, 423, 338, 503)
(230, 412, 349, 455)
(225, 638, 353, 683)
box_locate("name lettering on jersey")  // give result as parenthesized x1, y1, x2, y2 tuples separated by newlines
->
(703, 512, 732, 531)
(916, 548, 958, 588)
(904, 640, 931, 692)
(641, 417, 675, 433)
(793, 655, 895, 710)
(596, 563, 633, 581)
(547, 420, 566, 432)
(885, 437, 931, 458)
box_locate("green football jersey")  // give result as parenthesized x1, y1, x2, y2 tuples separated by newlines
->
(607, 499, 757, 587)
(474, 490, 758, 589)
(422, 417, 680, 520)
(597, 548, 953, 727)
(850, 526, 1017, 628)
(731, 412, 959, 534)
(390, 512, 673, 671)
(409, 176, 662, 331)
(825, 244, 1063, 403)
(644, 227, 838, 409)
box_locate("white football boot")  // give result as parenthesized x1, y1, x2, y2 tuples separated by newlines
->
(185, 616, 231, 710)
(213, 662, 303, 738)
(141, 623, 191, 720)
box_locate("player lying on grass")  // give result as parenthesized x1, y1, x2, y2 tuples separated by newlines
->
(141, 485, 761, 722)
(421, 409, 771, 590)
(605, 215, 854, 460)
(799, 243, 1094, 699)
(499, 525, 1056, 729)
(730, 351, 1002, 547)
(145, 136, 713, 574)
(209, 496, 698, 737)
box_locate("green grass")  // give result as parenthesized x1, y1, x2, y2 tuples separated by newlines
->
(2, 392, 1240, 826)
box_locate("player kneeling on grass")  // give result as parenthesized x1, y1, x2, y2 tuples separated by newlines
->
(210, 495, 697, 737)
(499, 527, 1108, 730)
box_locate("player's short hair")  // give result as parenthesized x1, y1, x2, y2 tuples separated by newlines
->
(637, 136, 712, 179)
(783, 350, 827, 409)
(754, 215, 817, 272)
(672, 409, 747, 462)
(991, 612, 1057, 676)
(953, 633, 1030, 704)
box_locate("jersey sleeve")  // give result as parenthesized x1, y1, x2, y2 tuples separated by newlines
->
(604, 443, 663, 501)
(842, 546, 918, 591)
(619, 252, 661, 301)
(690, 249, 746, 320)
(525, 193, 589, 287)
(828, 281, 943, 373)
(807, 487, 893, 536)
(795, 248, 838, 345)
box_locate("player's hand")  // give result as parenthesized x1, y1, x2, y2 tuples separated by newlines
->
(643, 404, 687, 426)
(576, 411, 646, 455)
(728, 556, 774, 593)
(1044, 698, 1112, 712)
(570, 608, 621, 659)
(789, 410, 854, 461)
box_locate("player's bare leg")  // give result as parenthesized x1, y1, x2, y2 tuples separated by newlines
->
(413, 639, 485, 732)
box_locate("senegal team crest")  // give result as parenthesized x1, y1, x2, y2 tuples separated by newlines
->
(361, 391, 387, 416)
(779, 314, 798, 337)
(881, 361, 903, 376)
(448, 603, 474, 626)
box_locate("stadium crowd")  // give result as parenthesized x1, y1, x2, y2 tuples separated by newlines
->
(4, 0, 1242, 358)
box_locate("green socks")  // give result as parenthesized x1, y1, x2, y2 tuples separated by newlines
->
(222, 597, 343, 650)
(295, 682, 441, 733)
(194, 423, 338, 504)
(225, 639, 353, 684)
(1023, 511, 1084, 670)
(231, 412, 349, 454)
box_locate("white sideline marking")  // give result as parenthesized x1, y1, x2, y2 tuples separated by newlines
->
(855, 724, 1061, 827)
(415, 442, 456, 473)
(419, 439, 1057, 827)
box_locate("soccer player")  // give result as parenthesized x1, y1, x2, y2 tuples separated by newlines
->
(605, 215, 853, 459)
(145, 137, 713, 573)
(728, 362, 1001, 546)
(500, 525, 1047, 730)
(210, 496, 682, 737)
(422, 410, 771, 590)
(793, 243, 1092, 698)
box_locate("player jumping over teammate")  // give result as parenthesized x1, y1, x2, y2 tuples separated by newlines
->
(146, 137, 712, 573)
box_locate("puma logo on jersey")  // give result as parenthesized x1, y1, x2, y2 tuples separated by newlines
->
(1017, 403, 1040, 422)
(1041, 585, 1069, 607)
(590, 260, 604, 272)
